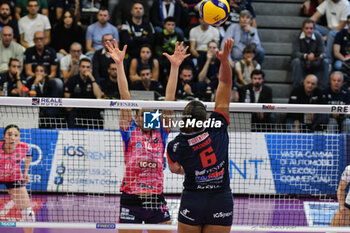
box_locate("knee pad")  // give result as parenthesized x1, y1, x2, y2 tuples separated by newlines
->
(20, 207, 35, 222)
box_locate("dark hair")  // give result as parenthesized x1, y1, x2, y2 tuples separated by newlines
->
(139, 44, 152, 53)
(164, 16, 176, 24)
(243, 45, 255, 54)
(180, 100, 207, 134)
(0, 1, 11, 10)
(4, 124, 20, 136)
(139, 65, 152, 73)
(102, 33, 113, 41)
(302, 18, 315, 28)
(180, 64, 193, 73)
(98, 6, 109, 13)
(79, 58, 91, 66)
(27, 0, 38, 5)
(35, 64, 48, 74)
(251, 69, 265, 79)
(348, 15, 350, 20)
(58, 9, 77, 28)
(8, 57, 20, 67)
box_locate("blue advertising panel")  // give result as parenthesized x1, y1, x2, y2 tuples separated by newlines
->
(266, 134, 346, 194)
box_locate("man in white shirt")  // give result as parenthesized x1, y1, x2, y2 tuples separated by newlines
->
(0, 26, 25, 73)
(310, 0, 350, 62)
(60, 42, 88, 83)
(18, 0, 51, 49)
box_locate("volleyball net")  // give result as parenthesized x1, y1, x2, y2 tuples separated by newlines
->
(0, 97, 349, 232)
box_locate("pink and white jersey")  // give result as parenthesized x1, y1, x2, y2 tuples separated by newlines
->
(120, 119, 169, 195)
(0, 141, 31, 182)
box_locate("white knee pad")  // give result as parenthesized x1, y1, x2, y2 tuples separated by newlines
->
(20, 207, 35, 222)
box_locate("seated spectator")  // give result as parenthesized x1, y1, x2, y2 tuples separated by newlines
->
(86, 7, 119, 54)
(286, 74, 324, 132)
(25, 64, 60, 97)
(60, 42, 88, 83)
(54, 0, 82, 21)
(129, 44, 159, 84)
(222, 10, 265, 66)
(322, 71, 350, 133)
(130, 65, 164, 97)
(310, 0, 349, 62)
(239, 69, 275, 129)
(18, 0, 51, 49)
(189, 14, 220, 61)
(333, 15, 350, 71)
(235, 45, 261, 89)
(111, 0, 150, 30)
(64, 58, 103, 128)
(291, 19, 329, 89)
(15, 0, 48, 21)
(24, 31, 58, 79)
(51, 9, 85, 59)
(101, 62, 119, 99)
(197, 40, 221, 97)
(150, 0, 184, 38)
(0, 1, 20, 41)
(176, 64, 208, 100)
(221, 0, 257, 33)
(92, 34, 115, 83)
(0, 26, 25, 73)
(0, 58, 25, 96)
(119, 1, 155, 59)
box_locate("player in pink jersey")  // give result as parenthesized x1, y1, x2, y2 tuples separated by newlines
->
(0, 124, 35, 233)
(106, 39, 189, 232)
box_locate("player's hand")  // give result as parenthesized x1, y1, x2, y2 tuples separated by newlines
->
(217, 38, 233, 62)
(163, 41, 190, 67)
(23, 173, 29, 185)
(106, 39, 127, 66)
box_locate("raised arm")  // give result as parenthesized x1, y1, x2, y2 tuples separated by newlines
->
(106, 39, 132, 129)
(162, 41, 190, 131)
(215, 38, 234, 117)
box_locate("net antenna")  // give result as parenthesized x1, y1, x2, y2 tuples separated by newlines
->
(0, 97, 349, 233)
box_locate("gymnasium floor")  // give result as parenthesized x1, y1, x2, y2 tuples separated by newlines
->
(0, 194, 338, 233)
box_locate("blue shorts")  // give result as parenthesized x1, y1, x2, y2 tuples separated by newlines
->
(0, 180, 24, 189)
(119, 192, 171, 224)
(178, 189, 233, 226)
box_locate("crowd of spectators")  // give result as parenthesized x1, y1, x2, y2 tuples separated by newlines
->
(0, 0, 350, 132)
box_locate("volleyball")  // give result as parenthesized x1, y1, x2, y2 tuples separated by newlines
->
(199, 0, 230, 26)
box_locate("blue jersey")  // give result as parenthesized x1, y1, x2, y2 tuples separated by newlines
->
(167, 110, 230, 191)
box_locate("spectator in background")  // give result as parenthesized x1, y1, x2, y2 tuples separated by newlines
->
(197, 40, 221, 98)
(18, 0, 51, 48)
(0, 1, 20, 41)
(322, 71, 350, 133)
(64, 58, 103, 128)
(239, 69, 275, 129)
(150, 0, 184, 38)
(0, 58, 25, 96)
(119, 1, 155, 59)
(0, 26, 25, 73)
(101, 62, 119, 99)
(310, 0, 349, 62)
(130, 65, 164, 97)
(85, 7, 119, 54)
(286, 74, 324, 132)
(333, 15, 350, 71)
(24, 31, 57, 79)
(221, 0, 257, 33)
(129, 44, 159, 85)
(54, 0, 81, 21)
(222, 10, 264, 66)
(300, 0, 323, 17)
(111, 0, 150, 30)
(15, 0, 48, 20)
(92, 34, 115, 84)
(235, 45, 261, 89)
(291, 19, 329, 89)
(176, 64, 207, 100)
(51, 9, 85, 59)
(60, 42, 88, 83)
(189, 14, 220, 61)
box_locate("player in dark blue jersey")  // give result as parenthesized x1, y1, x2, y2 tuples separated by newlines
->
(167, 38, 234, 233)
